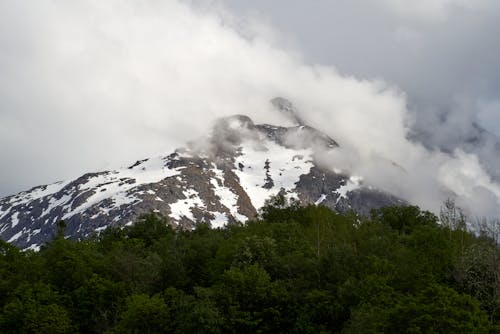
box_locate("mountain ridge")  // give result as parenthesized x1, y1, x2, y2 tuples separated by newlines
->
(0, 98, 405, 250)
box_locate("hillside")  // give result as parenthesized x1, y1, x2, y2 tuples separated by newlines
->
(0, 98, 403, 250)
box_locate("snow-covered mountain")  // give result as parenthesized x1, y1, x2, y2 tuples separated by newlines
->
(0, 98, 404, 250)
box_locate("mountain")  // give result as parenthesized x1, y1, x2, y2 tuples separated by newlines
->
(0, 98, 405, 250)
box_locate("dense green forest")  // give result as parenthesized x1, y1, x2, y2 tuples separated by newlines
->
(0, 200, 498, 333)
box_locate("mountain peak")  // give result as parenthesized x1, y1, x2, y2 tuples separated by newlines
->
(271, 97, 305, 126)
(0, 106, 404, 250)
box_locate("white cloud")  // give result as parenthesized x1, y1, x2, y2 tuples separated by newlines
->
(1, 0, 500, 219)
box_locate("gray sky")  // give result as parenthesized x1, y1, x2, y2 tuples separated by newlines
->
(218, 0, 500, 132)
(1, 0, 500, 217)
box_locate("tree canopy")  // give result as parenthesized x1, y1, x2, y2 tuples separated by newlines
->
(0, 204, 497, 333)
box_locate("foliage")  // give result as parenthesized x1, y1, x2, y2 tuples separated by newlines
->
(0, 206, 497, 333)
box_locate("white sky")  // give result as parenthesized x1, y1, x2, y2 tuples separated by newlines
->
(1, 0, 500, 217)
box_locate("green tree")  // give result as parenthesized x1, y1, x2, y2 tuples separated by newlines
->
(112, 294, 171, 334)
(0, 283, 73, 334)
(345, 284, 491, 334)
(125, 213, 173, 248)
(214, 265, 287, 333)
(372, 205, 437, 235)
(72, 274, 126, 333)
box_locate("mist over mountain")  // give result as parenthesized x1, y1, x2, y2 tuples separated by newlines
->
(0, 98, 406, 249)
(217, 0, 500, 183)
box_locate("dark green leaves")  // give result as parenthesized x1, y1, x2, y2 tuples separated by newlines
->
(0, 206, 496, 333)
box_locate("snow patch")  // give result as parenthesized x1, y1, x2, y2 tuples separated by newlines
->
(8, 230, 23, 243)
(6, 181, 69, 208)
(234, 137, 313, 210)
(1, 155, 183, 225)
(95, 226, 108, 233)
(315, 194, 327, 205)
(0, 207, 12, 221)
(335, 176, 362, 203)
(169, 188, 205, 222)
(63, 156, 182, 219)
(10, 212, 19, 228)
(210, 163, 248, 222)
(210, 212, 229, 228)
(40, 194, 72, 218)
(25, 244, 40, 252)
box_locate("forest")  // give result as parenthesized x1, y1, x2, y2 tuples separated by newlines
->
(0, 199, 498, 333)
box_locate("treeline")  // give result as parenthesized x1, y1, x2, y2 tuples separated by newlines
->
(0, 202, 498, 333)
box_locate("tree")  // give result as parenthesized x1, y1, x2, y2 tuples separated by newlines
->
(125, 213, 173, 248)
(163, 287, 223, 334)
(214, 265, 287, 333)
(72, 274, 125, 333)
(259, 191, 301, 223)
(0, 283, 73, 334)
(112, 294, 171, 334)
(390, 284, 491, 333)
(454, 239, 500, 326)
(345, 284, 491, 333)
(371, 205, 437, 235)
(440, 198, 467, 242)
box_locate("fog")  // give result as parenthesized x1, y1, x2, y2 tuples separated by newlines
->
(1, 0, 500, 219)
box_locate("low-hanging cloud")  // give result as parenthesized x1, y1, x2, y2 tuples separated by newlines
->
(1, 0, 500, 219)
(216, 0, 500, 181)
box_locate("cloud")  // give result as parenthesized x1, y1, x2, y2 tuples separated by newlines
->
(478, 100, 500, 137)
(216, 1, 500, 149)
(1, 0, 500, 220)
(379, 0, 492, 20)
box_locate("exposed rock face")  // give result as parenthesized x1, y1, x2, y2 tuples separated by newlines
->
(0, 98, 405, 250)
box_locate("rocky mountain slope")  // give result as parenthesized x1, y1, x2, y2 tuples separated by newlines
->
(0, 98, 405, 250)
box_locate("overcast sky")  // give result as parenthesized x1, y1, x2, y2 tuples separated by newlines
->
(216, 0, 500, 192)
(1, 0, 500, 217)
(219, 1, 500, 133)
